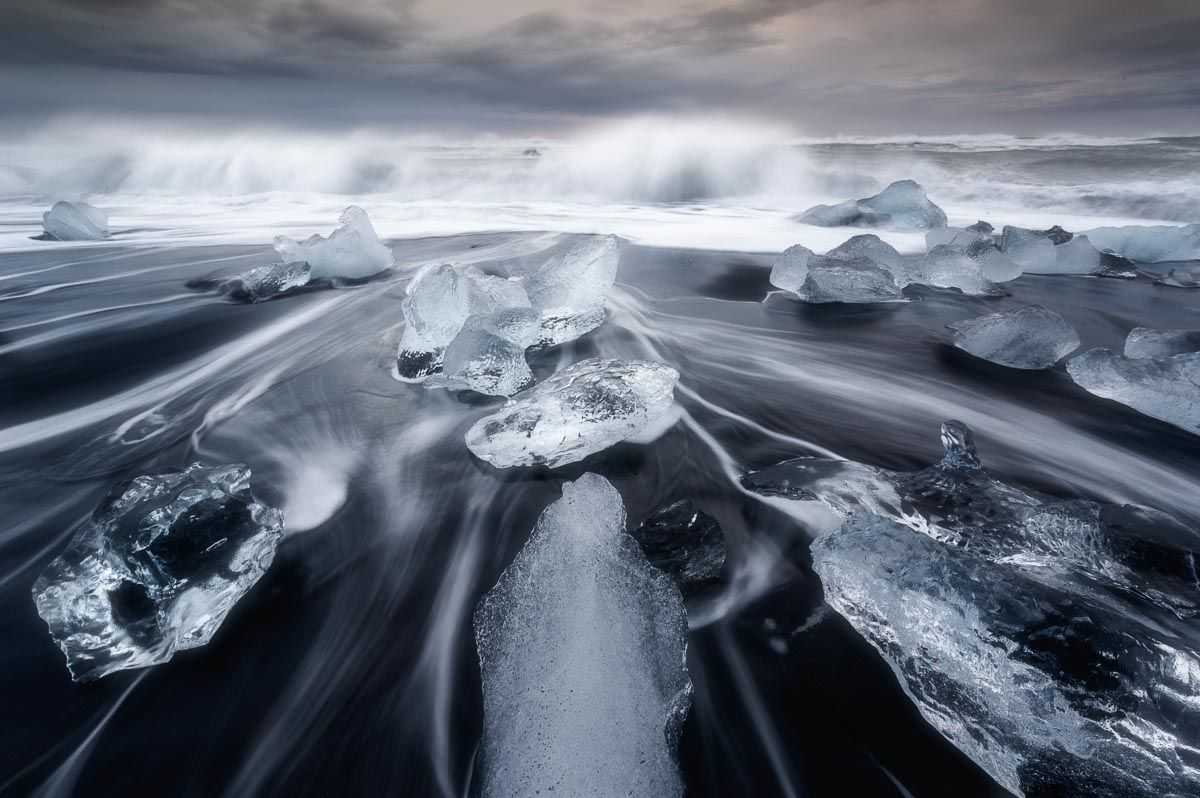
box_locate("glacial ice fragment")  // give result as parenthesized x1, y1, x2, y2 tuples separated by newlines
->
(32, 463, 284, 682)
(273, 206, 393, 280)
(42, 200, 109, 241)
(1124, 327, 1200, 359)
(464, 357, 679, 468)
(523, 234, 620, 346)
(1049, 234, 1103, 274)
(1083, 223, 1200, 263)
(948, 305, 1080, 369)
(1000, 226, 1102, 274)
(427, 307, 540, 396)
(1067, 348, 1200, 435)
(798, 179, 948, 231)
(925, 226, 993, 251)
(473, 473, 691, 798)
(631, 499, 727, 596)
(769, 244, 815, 294)
(396, 264, 531, 381)
(219, 261, 311, 303)
(776, 254, 904, 303)
(912, 244, 995, 294)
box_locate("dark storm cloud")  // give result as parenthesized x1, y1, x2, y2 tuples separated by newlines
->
(1, 0, 1199, 134)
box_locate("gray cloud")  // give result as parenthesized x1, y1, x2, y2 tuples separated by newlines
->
(1, 0, 1198, 134)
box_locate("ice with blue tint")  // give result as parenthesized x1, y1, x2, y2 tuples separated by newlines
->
(474, 473, 691, 798)
(427, 307, 541, 396)
(219, 261, 311, 303)
(949, 305, 1080, 369)
(1084, 223, 1200, 263)
(274, 205, 393, 280)
(798, 179, 948, 230)
(42, 200, 110, 241)
(523, 234, 621, 346)
(32, 464, 284, 682)
(1124, 327, 1200, 359)
(1067, 348, 1200, 435)
(769, 243, 815, 294)
(774, 253, 904, 303)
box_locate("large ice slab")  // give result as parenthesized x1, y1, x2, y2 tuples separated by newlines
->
(1084, 223, 1200, 263)
(42, 200, 109, 241)
(774, 254, 904, 303)
(948, 305, 1080, 369)
(465, 357, 680, 468)
(1124, 327, 1200, 359)
(32, 464, 284, 682)
(1067, 348, 1200, 435)
(798, 179, 948, 230)
(273, 206, 393, 280)
(473, 473, 691, 798)
(523, 234, 621, 346)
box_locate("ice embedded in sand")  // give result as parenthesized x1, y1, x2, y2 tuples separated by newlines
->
(427, 307, 541, 396)
(473, 473, 691, 798)
(523, 234, 621, 346)
(32, 464, 283, 682)
(1084, 223, 1200, 263)
(42, 200, 109, 241)
(464, 357, 680, 468)
(219, 261, 311, 303)
(1067, 348, 1200, 435)
(948, 305, 1080, 369)
(273, 205, 393, 280)
(396, 263, 530, 381)
(797, 179, 948, 231)
(773, 254, 904, 303)
(1124, 327, 1200, 359)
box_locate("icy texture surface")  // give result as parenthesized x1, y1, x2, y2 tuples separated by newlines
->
(631, 499, 727, 596)
(914, 245, 993, 294)
(396, 264, 530, 381)
(273, 206, 393, 280)
(473, 474, 691, 798)
(523, 234, 620, 346)
(32, 464, 284, 682)
(1067, 349, 1200, 435)
(42, 200, 109, 241)
(769, 244, 814, 293)
(826, 234, 905, 274)
(1084, 223, 1200, 263)
(798, 179, 948, 230)
(1049, 235, 1103, 274)
(948, 305, 1080, 369)
(926, 226, 993, 251)
(1000, 226, 1103, 275)
(219, 261, 311, 303)
(777, 254, 904, 303)
(1156, 266, 1200, 288)
(748, 421, 1200, 797)
(1124, 327, 1200, 359)
(427, 307, 540, 396)
(465, 357, 679, 468)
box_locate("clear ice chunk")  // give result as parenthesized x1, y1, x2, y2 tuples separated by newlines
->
(473, 473, 691, 798)
(1083, 223, 1200, 263)
(769, 244, 815, 294)
(631, 499, 727, 596)
(42, 200, 109, 241)
(912, 244, 995, 294)
(273, 206, 393, 280)
(464, 357, 680, 468)
(427, 307, 541, 396)
(396, 264, 531, 381)
(948, 305, 1080, 369)
(999, 226, 1058, 273)
(32, 463, 284, 682)
(826, 234, 906, 275)
(798, 179, 948, 231)
(925, 226, 993, 251)
(1124, 327, 1200, 359)
(750, 421, 1200, 796)
(776, 254, 904, 303)
(219, 261, 311, 303)
(1067, 348, 1200, 435)
(523, 234, 621, 347)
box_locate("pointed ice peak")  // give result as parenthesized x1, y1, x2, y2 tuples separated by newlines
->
(939, 420, 980, 469)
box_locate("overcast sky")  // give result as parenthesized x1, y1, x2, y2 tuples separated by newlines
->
(3, 0, 1199, 135)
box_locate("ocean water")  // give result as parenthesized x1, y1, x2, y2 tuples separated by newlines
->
(1, 119, 1198, 797)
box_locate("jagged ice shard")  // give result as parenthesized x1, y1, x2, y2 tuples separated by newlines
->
(798, 179, 948, 231)
(42, 200, 110, 241)
(473, 474, 691, 798)
(523, 234, 620, 346)
(427, 307, 541, 396)
(464, 357, 680, 468)
(219, 261, 311, 303)
(32, 464, 284, 682)
(273, 205, 393, 280)
(746, 422, 1200, 797)
(948, 305, 1080, 369)
(1067, 348, 1200, 435)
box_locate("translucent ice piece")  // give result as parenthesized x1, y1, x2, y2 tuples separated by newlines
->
(219, 261, 311, 303)
(769, 243, 815, 294)
(42, 200, 109, 241)
(948, 305, 1080, 369)
(465, 357, 679, 468)
(524, 234, 621, 346)
(779, 254, 904, 303)
(1124, 327, 1200, 359)
(1067, 348, 1200, 435)
(273, 206, 393, 280)
(427, 307, 541, 396)
(32, 463, 284, 682)
(826, 234, 906, 275)
(1083, 223, 1200, 263)
(798, 180, 947, 231)
(473, 473, 691, 798)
